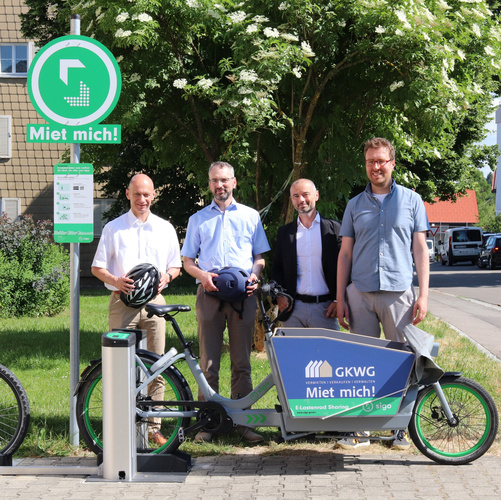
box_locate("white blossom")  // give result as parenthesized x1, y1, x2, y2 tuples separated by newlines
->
(242, 97, 252, 106)
(447, 100, 459, 112)
(301, 41, 315, 57)
(375, 25, 386, 34)
(198, 78, 213, 89)
(457, 49, 466, 60)
(395, 29, 404, 36)
(423, 33, 430, 41)
(292, 67, 302, 78)
(253, 15, 269, 23)
(135, 13, 153, 22)
(116, 55, 124, 63)
(115, 28, 132, 38)
(116, 12, 130, 23)
(472, 82, 484, 94)
(433, 148, 442, 159)
(130, 73, 140, 82)
(278, 2, 287, 10)
(264, 27, 280, 38)
(246, 24, 259, 34)
(240, 69, 258, 82)
(472, 24, 481, 37)
(173, 78, 188, 89)
(281, 33, 299, 42)
(186, 0, 199, 7)
(228, 11, 246, 23)
(437, 0, 451, 10)
(484, 45, 495, 56)
(390, 80, 405, 92)
(338, 20, 347, 27)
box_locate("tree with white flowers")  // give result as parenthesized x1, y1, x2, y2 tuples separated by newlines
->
(22, 0, 501, 224)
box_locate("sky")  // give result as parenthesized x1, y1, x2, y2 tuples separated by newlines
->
(480, 97, 500, 177)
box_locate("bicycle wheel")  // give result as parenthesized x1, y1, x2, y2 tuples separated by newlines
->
(76, 352, 193, 455)
(409, 376, 498, 465)
(0, 364, 30, 456)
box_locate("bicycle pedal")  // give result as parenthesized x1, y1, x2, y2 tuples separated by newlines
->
(178, 427, 185, 443)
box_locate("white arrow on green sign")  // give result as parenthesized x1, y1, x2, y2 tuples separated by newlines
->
(27, 35, 121, 143)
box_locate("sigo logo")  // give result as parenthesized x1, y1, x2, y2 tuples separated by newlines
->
(305, 360, 333, 378)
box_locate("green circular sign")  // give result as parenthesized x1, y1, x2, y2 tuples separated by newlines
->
(28, 35, 121, 126)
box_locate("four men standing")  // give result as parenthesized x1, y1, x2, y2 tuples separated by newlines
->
(93, 137, 430, 448)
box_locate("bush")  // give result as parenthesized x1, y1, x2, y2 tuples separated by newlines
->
(0, 214, 70, 318)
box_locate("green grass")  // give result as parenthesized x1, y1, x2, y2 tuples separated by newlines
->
(1, 290, 500, 458)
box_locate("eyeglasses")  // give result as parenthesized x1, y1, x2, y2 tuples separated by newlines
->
(365, 159, 393, 167)
(209, 177, 234, 185)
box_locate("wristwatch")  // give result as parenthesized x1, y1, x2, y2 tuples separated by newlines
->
(166, 272, 173, 283)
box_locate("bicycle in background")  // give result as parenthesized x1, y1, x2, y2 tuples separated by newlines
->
(0, 363, 30, 458)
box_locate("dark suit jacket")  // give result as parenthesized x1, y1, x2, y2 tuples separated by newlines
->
(271, 215, 342, 320)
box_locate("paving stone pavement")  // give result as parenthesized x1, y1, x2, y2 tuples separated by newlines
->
(1, 453, 500, 499)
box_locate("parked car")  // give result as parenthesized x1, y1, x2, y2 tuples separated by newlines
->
(426, 238, 435, 262)
(440, 227, 483, 266)
(477, 234, 501, 270)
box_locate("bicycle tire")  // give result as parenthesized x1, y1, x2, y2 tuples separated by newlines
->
(0, 364, 30, 456)
(409, 375, 498, 465)
(76, 352, 193, 455)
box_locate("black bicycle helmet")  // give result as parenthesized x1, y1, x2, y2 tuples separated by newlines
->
(120, 263, 160, 308)
(206, 267, 250, 303)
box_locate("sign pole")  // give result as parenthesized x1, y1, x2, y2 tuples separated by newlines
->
(69, 13, 81, 447)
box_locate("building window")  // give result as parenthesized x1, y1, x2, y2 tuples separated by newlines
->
(0, 44, 30, 77)
(93, 199, 114, 236)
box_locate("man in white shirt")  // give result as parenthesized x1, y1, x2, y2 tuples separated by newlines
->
(272, 178, 341, 329)
(92, 173, 182, 446)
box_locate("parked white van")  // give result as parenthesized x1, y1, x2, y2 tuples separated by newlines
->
(439, 227, 483, 266)
(426, 238, 435, 262)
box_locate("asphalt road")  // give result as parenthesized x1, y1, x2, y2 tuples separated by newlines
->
(418, 261, 501, 361)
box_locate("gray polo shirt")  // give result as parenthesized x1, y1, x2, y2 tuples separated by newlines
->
(340, 180, 429, 292)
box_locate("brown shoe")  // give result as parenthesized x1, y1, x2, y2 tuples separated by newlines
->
(194, 431, 212, 443)
(148, 430, 167, 446)
(236, 425, 263, 443)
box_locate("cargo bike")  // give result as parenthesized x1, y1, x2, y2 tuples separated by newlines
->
(75, 282, 499, 465)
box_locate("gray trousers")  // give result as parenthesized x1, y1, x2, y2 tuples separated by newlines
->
(282, 299, 340, 330)
(345, 283, 415, 343)
(195, 284, 257, 400)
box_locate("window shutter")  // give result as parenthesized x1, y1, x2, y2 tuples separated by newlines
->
(0, 115, 12, 158)
(0, 198, 21, 221)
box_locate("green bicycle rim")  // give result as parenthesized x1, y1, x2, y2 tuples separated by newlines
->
(83, 368, 185, 454)
(415, 382, 492, 457)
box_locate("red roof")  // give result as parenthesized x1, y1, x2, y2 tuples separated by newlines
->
(423, 189, 479, 224)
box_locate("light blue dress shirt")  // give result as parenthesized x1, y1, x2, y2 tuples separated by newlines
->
(181, 199, 270, 275)
(340, 180, 429, 292)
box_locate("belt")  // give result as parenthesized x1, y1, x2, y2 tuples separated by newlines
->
(295, 293, 333, 304)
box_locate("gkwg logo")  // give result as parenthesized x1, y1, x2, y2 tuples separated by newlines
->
(305, 360, 333, 378)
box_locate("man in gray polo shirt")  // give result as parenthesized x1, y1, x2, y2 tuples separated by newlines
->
(336, 137, 430, 450)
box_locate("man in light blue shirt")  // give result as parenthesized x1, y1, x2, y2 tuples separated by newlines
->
(336, 137, 430, 451)
(182, 161, 270, 444)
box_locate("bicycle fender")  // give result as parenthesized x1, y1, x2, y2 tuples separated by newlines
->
(73, 358, 102, 397)
(442, 371, 463, 379)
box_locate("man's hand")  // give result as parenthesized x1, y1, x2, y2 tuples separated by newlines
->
(115, 274, 135, 294)
(337, 299, 350, 330)
(200, 271, 220, 292)
(412, 295, 427, 325)
(326, 300, 337, 318)
(246, 273, 259, 296)
(277, 295, 292, 312)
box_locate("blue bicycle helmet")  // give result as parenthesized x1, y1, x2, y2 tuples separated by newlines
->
(120, 263, 160, 308)
(206, 267, 250, 303)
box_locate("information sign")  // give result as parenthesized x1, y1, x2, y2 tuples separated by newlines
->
(54, 163, 94, 243)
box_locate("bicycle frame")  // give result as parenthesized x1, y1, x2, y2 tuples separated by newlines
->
(138, 285, 456, 443)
